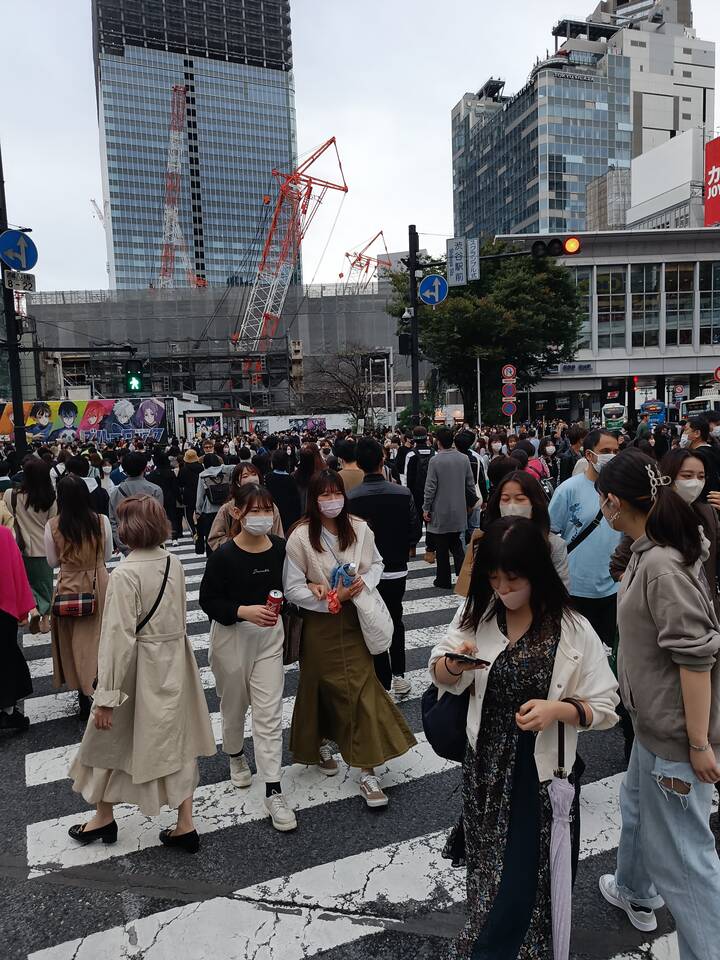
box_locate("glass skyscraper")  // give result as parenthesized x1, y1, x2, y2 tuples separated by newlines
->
(92, 0, 297, 289)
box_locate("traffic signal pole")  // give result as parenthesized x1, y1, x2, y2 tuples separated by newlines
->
(408, 224, 420, 425)
(0, 143, 28, 455)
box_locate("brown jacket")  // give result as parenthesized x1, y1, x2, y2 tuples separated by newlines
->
(207, 500, 284, 552)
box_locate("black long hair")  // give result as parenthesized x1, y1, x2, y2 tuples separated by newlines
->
(56, 474, 101, 549)
(660, 447, 710, 505)
(485, 471, 550, 536)
(300, 469, 356, 552)
(596, 448, 701, 566)
(460, 517, 573, 632)
(20, 458, 56, 512)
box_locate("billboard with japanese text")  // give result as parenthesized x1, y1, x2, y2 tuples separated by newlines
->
(0, 398, 167, 444)
(705, 136, 720, 227)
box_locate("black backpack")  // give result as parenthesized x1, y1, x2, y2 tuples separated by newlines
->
(410, 449, 434, 504)
(204, 473, 229, 507)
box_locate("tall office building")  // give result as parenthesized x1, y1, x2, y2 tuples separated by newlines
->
(452, 0, 714, 239)
(92, 0, 297, 289)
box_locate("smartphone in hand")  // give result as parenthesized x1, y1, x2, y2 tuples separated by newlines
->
(445, 653, 491, 668)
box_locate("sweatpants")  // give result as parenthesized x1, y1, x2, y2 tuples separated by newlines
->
(209, 618, 285, 783)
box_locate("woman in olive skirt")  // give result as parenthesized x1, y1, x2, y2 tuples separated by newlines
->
(284, 469, 416, 809)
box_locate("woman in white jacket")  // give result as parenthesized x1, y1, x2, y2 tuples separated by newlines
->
(430, 517, 618, 959)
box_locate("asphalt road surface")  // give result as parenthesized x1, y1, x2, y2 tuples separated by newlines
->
(2, 535, 713, 959)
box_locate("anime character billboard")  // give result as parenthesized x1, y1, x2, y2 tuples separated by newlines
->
(0, 398, 168, 444)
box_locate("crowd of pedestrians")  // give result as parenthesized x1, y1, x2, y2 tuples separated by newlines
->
(1, 409, 719, 960)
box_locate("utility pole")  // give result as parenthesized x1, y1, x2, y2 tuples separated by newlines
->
(0, 143, 28, 455)
(408, 224, 420, 424)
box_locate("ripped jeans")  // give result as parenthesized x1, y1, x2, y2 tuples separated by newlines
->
(614, 739, 720, 960)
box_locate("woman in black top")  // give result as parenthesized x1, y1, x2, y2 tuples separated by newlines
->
(147, 452, 181, 543)
(199, 484, 296, 833)
(538, 437, 560, 487)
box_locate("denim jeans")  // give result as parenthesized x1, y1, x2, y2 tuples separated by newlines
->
(614, 739, 720, 960)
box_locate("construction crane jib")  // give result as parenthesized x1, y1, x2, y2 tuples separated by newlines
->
(340, 230, 391, 294)
(234, 137, 348, 353)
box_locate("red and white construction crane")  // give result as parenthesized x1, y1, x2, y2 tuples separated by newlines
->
(339, 230, 391, 294)
(231, 137, 348, 352)
(156, 84, 206, 289)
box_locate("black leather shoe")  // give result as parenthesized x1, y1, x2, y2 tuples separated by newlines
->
(77, 692, 92, 721)
(0, 709, 30, 731)
(68, 820, 118, 845)
(159, 828, 200, 854)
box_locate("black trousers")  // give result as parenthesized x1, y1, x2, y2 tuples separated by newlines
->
(184, 504, 197, 538)
(373, 577, 407, 689)
(569, 593, 617, 647)
(434, 532, 465, 588)
(196, 512, 215, 557)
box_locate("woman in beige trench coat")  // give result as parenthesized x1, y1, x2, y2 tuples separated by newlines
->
(68, 495, 216, 854)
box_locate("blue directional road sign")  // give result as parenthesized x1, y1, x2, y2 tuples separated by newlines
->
(0, 230, 38, 272)
(418, 274, 448, 306)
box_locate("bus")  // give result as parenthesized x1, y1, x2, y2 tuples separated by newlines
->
(602, 403, 627, 430)
(679, 394, 720, 420)
(639, 400, 678, 426)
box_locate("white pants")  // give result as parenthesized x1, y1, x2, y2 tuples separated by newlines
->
(209, 619, 284, 783)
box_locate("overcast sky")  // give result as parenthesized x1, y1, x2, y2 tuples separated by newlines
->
(1, 0, 718, 291)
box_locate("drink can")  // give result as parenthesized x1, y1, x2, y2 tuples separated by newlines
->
(266, 590, 283, 616)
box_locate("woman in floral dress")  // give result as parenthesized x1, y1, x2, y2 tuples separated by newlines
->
(430, 517, 618, 958)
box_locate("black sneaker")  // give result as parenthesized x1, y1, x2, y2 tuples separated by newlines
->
(0, 709, 30, 731)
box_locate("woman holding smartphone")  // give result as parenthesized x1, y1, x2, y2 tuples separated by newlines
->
(199, 483, 295, 833)
(430, 517, 618, 958)
(284, 469, 416, 809)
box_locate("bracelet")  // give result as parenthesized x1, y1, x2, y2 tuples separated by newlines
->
(444, 656, 463, 678)
(561, 697, 590, 728)
(689, 741, 712, 752)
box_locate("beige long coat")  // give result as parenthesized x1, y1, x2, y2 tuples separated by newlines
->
(74, 548, 216, 786)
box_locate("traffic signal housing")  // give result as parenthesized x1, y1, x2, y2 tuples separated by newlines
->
(124, 361, 144, 393)
(531, 236, 582, 259)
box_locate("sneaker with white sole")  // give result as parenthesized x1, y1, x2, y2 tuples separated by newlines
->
(599, 874, 658, 932)
(359, 773, 388, 808)
(172, 540, 179, 547)
(264, 792, 297, 832)
(392, 676, 412, 697)
(229, 754, 252, 788)
(318, 742, 339, 776)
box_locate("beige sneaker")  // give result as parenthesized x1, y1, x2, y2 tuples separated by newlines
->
(392, 675, 412, 697)
(229, 754, 252, 788)
(264, 792, 297, 832)
(359, 773, 388, 808)
(318, 742, 339, 777)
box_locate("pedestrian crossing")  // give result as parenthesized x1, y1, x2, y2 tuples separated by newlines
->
(9, 536, 690, 959)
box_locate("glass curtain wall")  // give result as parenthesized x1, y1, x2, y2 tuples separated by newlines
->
(631, 263, 660, 347)
(699, 262, 720, 346)
(665, 262, 694, 346)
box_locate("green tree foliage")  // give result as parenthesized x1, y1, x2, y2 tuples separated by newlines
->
(387, 242, 581, 424)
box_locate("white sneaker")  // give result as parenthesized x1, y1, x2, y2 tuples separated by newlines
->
(359, 773, 389, 808)
(318, 742, 339, 776)
(172, 540, 179, 547)
(599, 874, 658, 932)
(392, 676, 412, 697)
(229, 754, 252, 788)
(264, 792, 297, 832)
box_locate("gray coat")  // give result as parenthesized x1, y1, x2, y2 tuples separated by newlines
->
(422, 448, 476, 535)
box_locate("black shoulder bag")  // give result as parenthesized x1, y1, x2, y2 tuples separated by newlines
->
(137, 556, 171, 632)
(421, 680, 471, 764)
(566, 509, 603, 555)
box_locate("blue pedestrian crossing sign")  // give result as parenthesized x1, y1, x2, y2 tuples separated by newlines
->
(418, 274, 448, 306)
(0, 230, 38, 271)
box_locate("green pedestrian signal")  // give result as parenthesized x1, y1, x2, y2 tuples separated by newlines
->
(124, 363, 144, 393)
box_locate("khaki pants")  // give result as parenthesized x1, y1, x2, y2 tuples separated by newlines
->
(209, 619, 284, 783)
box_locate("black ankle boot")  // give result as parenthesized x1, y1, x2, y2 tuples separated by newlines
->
(159, 827, 200, 854)
(68, 820, 118, 845)
(0, 709, 30, 731)
(78, 692, 92, 721)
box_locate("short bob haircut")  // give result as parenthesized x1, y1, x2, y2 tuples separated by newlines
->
(485, 470, 551, 535)
(117, 495, 170, 550)
(461, 517, 573, 633)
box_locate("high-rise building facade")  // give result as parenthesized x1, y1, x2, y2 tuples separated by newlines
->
(452, 0, 714, 240)
(92, 0, 297, 289)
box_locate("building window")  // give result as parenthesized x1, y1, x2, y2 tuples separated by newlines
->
(682, 71, 692, 78)
(699, 261, 720, 345)
(570, 266, 592, 350)
(665, 262, 694, 347)
(631, 264, 660, 347)
(597, 267, 626, 349)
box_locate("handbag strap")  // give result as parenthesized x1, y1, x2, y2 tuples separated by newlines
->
(566, 509, 603, 555)
(137, 556, 171, 632)
(556, 720, 567, 778)
(11, 489, 27, 555)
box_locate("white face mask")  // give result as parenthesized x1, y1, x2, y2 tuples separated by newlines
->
(674, 478, 704, 504)
(242, 515, 273, 536)
(319, 497, 344, 518)
(495, 583, 532, 611)
(679, 434, 691, 448)
(499, 501, 533, 519)
(545, 446, 556, 456)
(712, 427, 720, 438)
(102, 465, 112, 475)
(590, 452, 615, 472)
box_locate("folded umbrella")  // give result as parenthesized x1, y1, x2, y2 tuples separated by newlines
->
(549, 721, 574, 960)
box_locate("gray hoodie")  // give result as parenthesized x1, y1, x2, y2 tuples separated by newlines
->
(617, 533, 720, 760)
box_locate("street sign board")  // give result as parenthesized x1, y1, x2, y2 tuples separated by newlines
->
(502, 401, 517, 417)
(418, 274, 448, 305)
(3, 270, 36, 292)
(715, 366, 720, 383)
(501, 382, 516, 399)
(467, 238, 480, 282)
(674, 384, 685, 396)
(0, 230, 38, 271)
(501, 363, 517, 379)
(446, 238, 467, 287)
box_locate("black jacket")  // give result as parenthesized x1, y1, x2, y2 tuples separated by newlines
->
(347, 473, 422, 574)
(405, 444, 435, 510)
(265, 471, 302, 533)
(178, 461, 203, 507)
